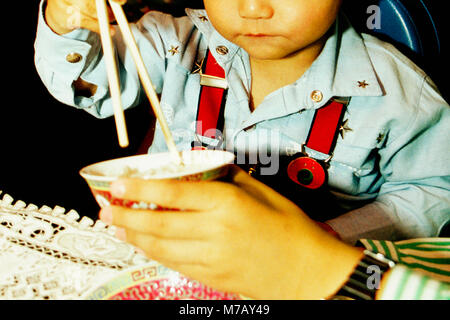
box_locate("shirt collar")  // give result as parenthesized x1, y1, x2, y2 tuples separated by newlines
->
(305, 13, 384, 104)
(278, 13, 383, 116)
(185, 9, 240, 65)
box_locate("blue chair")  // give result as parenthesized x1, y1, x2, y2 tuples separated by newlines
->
(342, 0, 447, 99)
(342, 0, 441, 59)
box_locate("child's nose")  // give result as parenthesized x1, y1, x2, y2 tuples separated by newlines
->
(239, 0, 274, 19)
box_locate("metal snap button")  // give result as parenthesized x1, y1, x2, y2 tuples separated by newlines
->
(216, 46, 229, 55)
(66, 52, 83, 63)
(310, 90, 323, 103)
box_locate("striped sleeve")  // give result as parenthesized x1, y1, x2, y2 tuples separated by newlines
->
(358, 238, 450, 283)
(378, 265, 450, 300)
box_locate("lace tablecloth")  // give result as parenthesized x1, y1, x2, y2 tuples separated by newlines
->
(0, 192, 242, 300)
(0, 191, 155, 299)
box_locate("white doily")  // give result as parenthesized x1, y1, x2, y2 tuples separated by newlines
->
(0, 192, 151, 300)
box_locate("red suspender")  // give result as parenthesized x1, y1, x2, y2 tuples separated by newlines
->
(305, 99, 346, 155)
(194, 51, 228, 144)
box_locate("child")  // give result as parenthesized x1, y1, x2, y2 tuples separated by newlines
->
(35, 0, 450, 244)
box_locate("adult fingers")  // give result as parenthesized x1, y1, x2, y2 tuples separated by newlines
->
(124, 231, 213, 267)
(226, 165, 277, 194)
(227, 165, 305, 213)
(110, 178, 231, 211)
(101, 205, 215, 239)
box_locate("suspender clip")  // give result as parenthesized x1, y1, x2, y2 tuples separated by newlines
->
(200, 74, 228, 90)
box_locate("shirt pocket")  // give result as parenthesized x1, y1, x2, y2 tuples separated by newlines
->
(328, 126, 386, 195)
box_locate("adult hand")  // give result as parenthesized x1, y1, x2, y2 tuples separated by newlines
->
(100, 165, 362, 299)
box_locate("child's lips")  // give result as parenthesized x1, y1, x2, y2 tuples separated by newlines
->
(244, 33, 272, 37)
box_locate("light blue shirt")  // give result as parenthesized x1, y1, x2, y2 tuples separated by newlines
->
(34, 0, 450, 244)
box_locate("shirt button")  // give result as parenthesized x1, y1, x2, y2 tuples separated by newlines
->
(66, 52, 83, 63)
(216, 46, 229, 55)
(310, 90, 323, 103)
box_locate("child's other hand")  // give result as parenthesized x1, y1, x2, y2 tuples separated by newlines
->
(99, 165, 361, 299)
(45, 0, 126, 35)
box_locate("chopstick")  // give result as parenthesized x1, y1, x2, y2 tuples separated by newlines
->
(108, 0, 183, 165)
(95, 0, 129, 148)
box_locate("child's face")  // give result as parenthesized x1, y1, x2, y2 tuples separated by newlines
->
(203, 0, 342, 61)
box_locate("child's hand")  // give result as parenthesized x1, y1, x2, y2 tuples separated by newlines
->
(45, 0, 127, 35)
(99, 165, 362, 299)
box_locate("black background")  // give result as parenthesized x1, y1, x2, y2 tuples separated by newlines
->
(2, 1, 448, 221)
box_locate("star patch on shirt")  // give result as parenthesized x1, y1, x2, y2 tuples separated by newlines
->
(339, 119, 353, 139)
(168, 46, 180, 56)
(357, 80, 369, 88)
(192, 58, 205, 74)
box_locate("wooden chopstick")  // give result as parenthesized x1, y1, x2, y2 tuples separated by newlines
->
(108, 0, 183, 165)
(95, 0, 129, 148)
